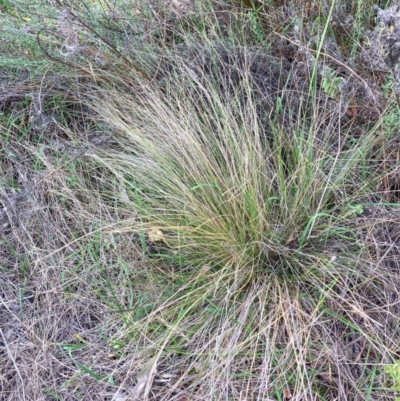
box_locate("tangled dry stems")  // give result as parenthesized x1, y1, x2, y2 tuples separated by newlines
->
(1, 1, 400, 400)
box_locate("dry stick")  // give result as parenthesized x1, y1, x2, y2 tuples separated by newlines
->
(146, 2, 169, 85)
(36, 28, 102, 78)
(274, 32, 400, 223)
(273, 31, 379, 105)
(53, 0, 152, 82)
(385, 63, 400, 199)
(382, 135, 390, 200)
(391, 66, 400, 109)
(35, 29, 142, 89)
(0, 328, 26, 400)
(0, 4, 24, 21)
(275, 33, 398, 200)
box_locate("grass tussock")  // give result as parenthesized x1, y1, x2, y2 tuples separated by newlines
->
(81, 40, 400, 400)
(1, 1, 400, 400)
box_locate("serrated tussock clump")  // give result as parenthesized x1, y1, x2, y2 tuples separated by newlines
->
(84, 40, 400, 399)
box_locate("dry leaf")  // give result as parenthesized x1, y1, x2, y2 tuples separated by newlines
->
(131, 358, 158, 399)
(113, 391, 129, 401)
(119, 178, 130, 202)
(200, 265, 211, 274)
(147, 228, 165, 242)
(158, 373, 175, 382)
(285, 232, 295, 245)
(283, 388, 292, 400)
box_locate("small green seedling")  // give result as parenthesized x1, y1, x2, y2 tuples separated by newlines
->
(386, 361, 400, 400)
(322, 68, 343, 99)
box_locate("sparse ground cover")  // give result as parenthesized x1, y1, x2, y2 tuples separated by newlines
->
(1, 0, 400, 400)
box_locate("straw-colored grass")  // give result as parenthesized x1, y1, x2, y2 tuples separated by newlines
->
(1, 1, 400, 400)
